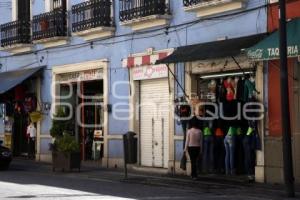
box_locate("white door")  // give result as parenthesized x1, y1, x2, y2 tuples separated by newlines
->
(140, 78, 169, 168)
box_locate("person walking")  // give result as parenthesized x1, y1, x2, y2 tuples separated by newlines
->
(184, 116, 203, 180)
(26, 122, 36, 159)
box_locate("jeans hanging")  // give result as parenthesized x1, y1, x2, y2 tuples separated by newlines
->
(224, 135, 236, 175)
(214, 136, 225, 173)
(243, 135, 256, 176)
(202, 135, 214, 173)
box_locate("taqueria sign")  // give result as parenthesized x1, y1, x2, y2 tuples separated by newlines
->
(247, 18, 300, 61)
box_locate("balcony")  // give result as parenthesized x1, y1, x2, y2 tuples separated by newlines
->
(119, 0, 171, 31)
(32, 8, 68, 48)
(183, 0, 247, 18)
(0, 20, 32, 54)
(72, 0, 115, 41)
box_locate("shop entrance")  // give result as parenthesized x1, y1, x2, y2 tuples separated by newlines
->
(79, 80, 104, 161)
(190, 71, 258, 176)
(140, 78, 169, 168)
(59, 80, 104, 161)
(1, 81, 38, 157)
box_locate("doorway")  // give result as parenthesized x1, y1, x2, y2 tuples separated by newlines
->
(140, 78, 169, 168)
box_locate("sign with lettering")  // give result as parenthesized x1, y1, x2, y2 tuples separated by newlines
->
(57, 69, 103, 83)
(247, 18, 300, 60)
(133, 65, 168, 80)
(247, 45, 299, 60)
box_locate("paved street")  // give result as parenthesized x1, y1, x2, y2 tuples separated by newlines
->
(0, 159, 299, 200)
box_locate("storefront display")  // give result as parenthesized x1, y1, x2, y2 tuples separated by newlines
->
(1, 84, 39, 156)
(194, 71, 259, 177)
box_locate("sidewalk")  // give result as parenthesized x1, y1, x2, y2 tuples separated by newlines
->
(10, 158, 300, 198)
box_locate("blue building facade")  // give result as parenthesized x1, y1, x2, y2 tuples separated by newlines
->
(0, 0, 267, 180)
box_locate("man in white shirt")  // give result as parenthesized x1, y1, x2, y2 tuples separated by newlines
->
(27, 122, 36, 159)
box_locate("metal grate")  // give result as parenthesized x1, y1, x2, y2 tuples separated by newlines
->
(0, 20, 31, 47)
(119, 0, 170, 22)
(72, 0, 113, 33)
(32, 8, 67, 41)
(183, 0, 216, 7)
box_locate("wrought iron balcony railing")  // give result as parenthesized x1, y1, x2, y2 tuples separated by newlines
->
(119, 0, 169, 22)
(32, 8, 67, 41)
(183, 0, 214, 7)
(0, 20, 31, 47)
(72, 0, 113, 33)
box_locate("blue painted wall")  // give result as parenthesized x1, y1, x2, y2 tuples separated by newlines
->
(0, 0, 268, 157)
(0, 1, 11, 24)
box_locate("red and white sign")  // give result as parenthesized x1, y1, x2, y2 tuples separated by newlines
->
(122, 52, 170, 68)
(133, 65, 168, 80)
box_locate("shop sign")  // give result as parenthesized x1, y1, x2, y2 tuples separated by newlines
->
(247, 45, 299, 60)
(133, 65, 168, 80)
(57, 69, 103, 83)
(192, 56, 251, 74)
(246, 18, 300, 60)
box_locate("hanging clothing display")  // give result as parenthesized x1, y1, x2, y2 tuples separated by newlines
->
(191, 71, 260, 177)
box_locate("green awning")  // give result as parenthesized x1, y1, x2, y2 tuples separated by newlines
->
(247, 18, 300, 61)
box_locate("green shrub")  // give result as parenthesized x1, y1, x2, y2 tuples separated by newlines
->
(55, 133, 80, 153)
(50, 108, 69, 138)
(49, 107, 79, 153)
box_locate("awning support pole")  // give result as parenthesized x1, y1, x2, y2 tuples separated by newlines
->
(166, 63, 189, 99)
(279, 0, 295, 197)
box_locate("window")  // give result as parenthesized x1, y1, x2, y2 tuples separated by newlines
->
(53, 0, 66, 11)
(119, 0, 171, 31)
(11, 0, 30, 21)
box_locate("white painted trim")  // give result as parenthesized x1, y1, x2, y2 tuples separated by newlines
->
(52, 59, 109, 166)
(255, 62, 265, 183)
(12, 0, 17, 21)
(168, 64, 175, 173)
(129, 48, 174, 58)
(52, 59, 108, 74)
(120, 15, 171, 31)
(72, 27, 115, 41)
(0, 44, 34, 54)
(45, 0, 70, 12)
(184, 0, 247, 18)
(33, 37, 69, 48)
(36, 77, 41, 156)
(103, 62, 109, 168)
(45, 0, 51, 12)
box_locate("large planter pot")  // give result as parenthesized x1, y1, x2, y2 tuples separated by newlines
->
(52, 151, 81, 172)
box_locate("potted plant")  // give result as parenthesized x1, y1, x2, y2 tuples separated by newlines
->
(50, 108, 81, 172)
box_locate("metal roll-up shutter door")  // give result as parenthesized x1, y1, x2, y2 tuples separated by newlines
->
(140, 78, 169, 168)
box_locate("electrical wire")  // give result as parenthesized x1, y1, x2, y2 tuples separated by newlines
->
(0, 4, 267, 60)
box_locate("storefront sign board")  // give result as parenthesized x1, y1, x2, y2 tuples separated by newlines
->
(56, 69, 103, 83)
(132, 65, 168, 80)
